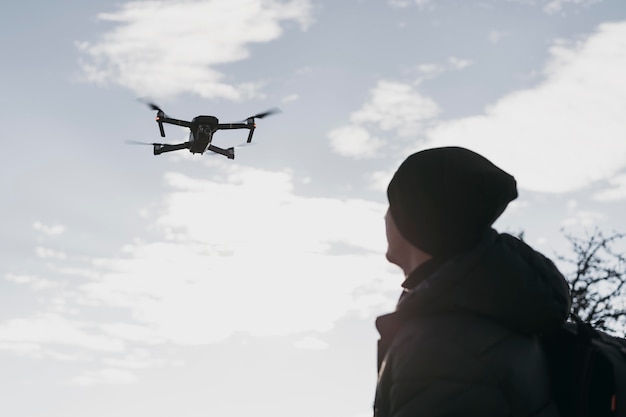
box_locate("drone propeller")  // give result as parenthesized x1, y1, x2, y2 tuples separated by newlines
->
(125, 140, 165, 146)
(146, 102, 163, 112)
(138, 99, 167, 137)
(241, 107, 282, 121)
(137, 98, 164, 112)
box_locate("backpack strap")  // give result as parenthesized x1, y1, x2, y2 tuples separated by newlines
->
(571, 314, 626, 417)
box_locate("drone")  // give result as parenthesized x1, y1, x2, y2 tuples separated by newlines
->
(128, 101, 280, 159)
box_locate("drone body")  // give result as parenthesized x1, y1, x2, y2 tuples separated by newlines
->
(130, 102, 279, 159)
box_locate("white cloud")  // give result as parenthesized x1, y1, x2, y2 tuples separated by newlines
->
(447, 56, 472, 70)
(388, 0, 411, 6)
(566, 199, 578, 210)
(561, 210, 604, 228)
(392, 0, 603, 13)
(70, 368, 138, 386)
(327, 125, 385, 159)
(368, 168, 396, 192)
(35, 246, 67, 260)
(282, 93, 299, 103)
(33, 222, 66, 236)
(328, 80, 440, 159)
(3, 164, 398, 354)
(543, 0, 603, 14)
(77, 0, 313, 99)
(103, 348, 179, 369)
(488, 30, 508, 44)
(76, 167, 394, 344)
(410, 58, 470, 80)
(293, 335, 329, 349)
(504, 199, 531, 213)
(561, 198, 604, 228)
(416, 63, 444, 76)
(0, 314, 126, 354)
(350, 81, 440, 135)
(388, 0, 435, 7)
(5, 273, 62, 290)
(424, 21, 626, 194)
(506, 0, 604, 14)
(593, 173, 626, 202)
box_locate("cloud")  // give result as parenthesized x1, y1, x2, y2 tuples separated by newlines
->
(327, 126, 385, 159)
(0, 314, 126, 354)
(293, 335, 329, 349)
(488, 30, 508, 44)
(561, 210, 604, 228)
(350, 81, 440, 135)
(77, 166, 394, 344)
(388, 0, 436, 7)
(506, 0, 604, 14)
(5, 273, 62, 290)
(70, 368, 138, 386)
(391, 0, 603, 14)
(367, 169, 395, 192)
(1, 163, 398, 358)
(447, 56, 472, 70)
(33, 222, 66, 236)
(281, 93, 299, 103)
(559, 198, 604, 229)
(424, 21, 626, 194)
(35, 246, 67, 260)
(328, 80, 440, 159)
(593, 173, 626, 202)
(77, 0, 313, 99)
(410, 57, 471, 80)
(415, 63, 444, 77)
(542, 0, 604, 14)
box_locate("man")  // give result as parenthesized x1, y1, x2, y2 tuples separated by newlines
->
(374, 147, 571, 417)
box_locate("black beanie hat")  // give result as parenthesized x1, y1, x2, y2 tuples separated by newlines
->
(387, 146, 518, 258)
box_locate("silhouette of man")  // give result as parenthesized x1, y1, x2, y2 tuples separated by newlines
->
(374, 147, 571, 417)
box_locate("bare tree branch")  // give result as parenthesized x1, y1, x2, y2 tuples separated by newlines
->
(555, 228, 626, 336)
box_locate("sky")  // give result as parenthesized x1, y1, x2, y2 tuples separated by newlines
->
(1, 0, 626, 416)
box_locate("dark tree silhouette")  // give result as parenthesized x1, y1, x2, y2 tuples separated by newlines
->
(556, 229, 626, 336)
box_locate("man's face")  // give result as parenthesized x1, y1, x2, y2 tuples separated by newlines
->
(384, 207, 404, 267)
(384, 207, 432, 275)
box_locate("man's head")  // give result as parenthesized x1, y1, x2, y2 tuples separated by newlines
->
(386, 147, 518, 265)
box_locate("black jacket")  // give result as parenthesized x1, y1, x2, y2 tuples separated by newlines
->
(374, 230, 571, 417)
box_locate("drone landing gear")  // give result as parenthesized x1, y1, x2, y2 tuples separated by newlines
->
(152, 142, 234, 159)
(208, 144, 235, 159)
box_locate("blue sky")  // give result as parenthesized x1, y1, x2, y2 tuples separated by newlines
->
(2, 0, 626, 416)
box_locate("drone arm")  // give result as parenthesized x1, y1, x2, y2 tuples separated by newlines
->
(246, 126, 256, 143)
(153, 142, 191, 155)
(216, 122, 251, 130)
(155, 116, 190, 137)
(161, 117, 192, 128)
(216, 121, 256, 143)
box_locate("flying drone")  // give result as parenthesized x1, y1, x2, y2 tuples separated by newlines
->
(128, 101, 280, 159)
